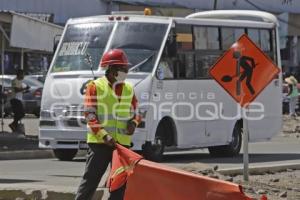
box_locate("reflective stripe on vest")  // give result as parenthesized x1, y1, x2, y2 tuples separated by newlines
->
(87, 76, 134, 146)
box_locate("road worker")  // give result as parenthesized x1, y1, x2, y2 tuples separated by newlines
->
(75, 49, 141, 200)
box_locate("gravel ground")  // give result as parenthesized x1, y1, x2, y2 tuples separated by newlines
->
(236, 169, 300, 200)
(234, 115, 300, 199)
(180, 164, 300, 200)
(180, 115, 300, 200)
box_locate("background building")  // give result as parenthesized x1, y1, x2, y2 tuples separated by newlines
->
(0, 11, 62, 75)
(0, 0, 299, 75)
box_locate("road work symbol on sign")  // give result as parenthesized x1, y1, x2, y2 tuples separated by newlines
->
(209, 34, 280, 107)
(221, 55, 257, 95)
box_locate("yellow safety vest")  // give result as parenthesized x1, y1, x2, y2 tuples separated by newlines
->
(87, 76, 134, 146)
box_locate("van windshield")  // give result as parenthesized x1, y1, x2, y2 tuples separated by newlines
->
(51, 22, 168, 73)
(108, 22, 168, 73)
(52, 23, 114, 72)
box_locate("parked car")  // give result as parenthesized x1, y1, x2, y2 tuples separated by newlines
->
(0, 75, 43, 117)
(26, 74, 46, 83)
(23, 76, 43, 117)
(282, 82, 300, 114)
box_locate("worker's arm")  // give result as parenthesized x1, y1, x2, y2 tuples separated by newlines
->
(84, 82, 109, 139)
(127, 94, 142, 135)
(131, 94, 142, 126)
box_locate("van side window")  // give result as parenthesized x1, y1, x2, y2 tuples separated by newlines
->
(158, 48, 175, 79)
(248, 28, 274, 61)
(221, 28, 245, 50)
(193, 26, 222, 79)
(175, 24, 195, 79)
(194, 27, 219, 50)
(178, 52, 195, 79)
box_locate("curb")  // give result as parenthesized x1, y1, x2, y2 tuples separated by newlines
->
(0, 150, 87, 160)
(0, 150, 54, 160)
(217, 163, 300, 176)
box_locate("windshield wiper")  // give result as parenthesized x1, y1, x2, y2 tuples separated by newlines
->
(129, 53, 155, 72)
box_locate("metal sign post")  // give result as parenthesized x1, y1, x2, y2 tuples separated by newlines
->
(234, 50, 249, 181)
(1, 34, 5, 133)
(243, 108, 249, 181)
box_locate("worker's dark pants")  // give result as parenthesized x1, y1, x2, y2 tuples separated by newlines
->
(10, 98, 25, 126)
(75, 143, 126, 200)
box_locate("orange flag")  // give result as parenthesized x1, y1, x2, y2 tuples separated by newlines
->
(124, 160, 252, 200)
(106, 144, 142, 192)
(108, 145, 252, 199)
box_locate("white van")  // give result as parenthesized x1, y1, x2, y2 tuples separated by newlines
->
(39, 10, 282, 161)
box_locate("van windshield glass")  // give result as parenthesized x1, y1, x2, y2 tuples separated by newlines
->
(108, 22, 168, 73)
(52, 23, 113, 72)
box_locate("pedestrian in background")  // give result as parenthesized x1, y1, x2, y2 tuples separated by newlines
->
(9, 69, 29, 132)
(75, 49, 141, 200)
(285, 73, 299, 118)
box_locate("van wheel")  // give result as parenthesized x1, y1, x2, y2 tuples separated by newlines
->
(53, 149, 78, 161)
(142, 136, 165, 162)
(208, 123, 242, 157)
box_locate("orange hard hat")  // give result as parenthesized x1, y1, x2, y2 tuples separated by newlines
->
(100, 49, 130, 68)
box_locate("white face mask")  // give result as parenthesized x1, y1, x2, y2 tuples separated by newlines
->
(115, 71, 127, 82)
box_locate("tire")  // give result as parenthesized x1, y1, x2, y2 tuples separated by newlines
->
(208, 123, 242, 157)
(142, 119, 170, 162)
(142, 136, 165, 162)
(53, 149, 78, 161)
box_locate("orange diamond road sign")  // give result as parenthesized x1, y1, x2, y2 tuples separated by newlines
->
(209, 34, 280, 107)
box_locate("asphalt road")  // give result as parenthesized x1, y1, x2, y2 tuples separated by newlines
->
(164, 134, 300, 170)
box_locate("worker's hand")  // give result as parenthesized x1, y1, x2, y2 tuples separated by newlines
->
(127, 121, 137, 135)
(103, 134, 116, 148)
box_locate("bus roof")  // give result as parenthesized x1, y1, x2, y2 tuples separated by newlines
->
(67, 14, 171, 25)
(66, 10, 278, 28)
(186, 10, 278, 25)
